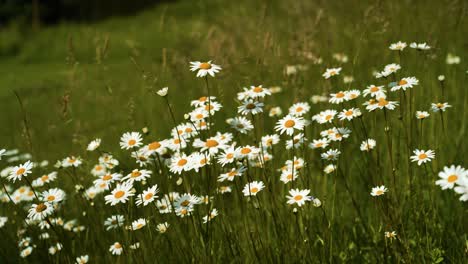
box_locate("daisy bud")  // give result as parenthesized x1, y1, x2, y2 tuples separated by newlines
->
(142, 127, 149, 135)
(184, 114, 190, 120)
(75, 185, 84, 192)
(438, 75, 445, 82)
(156, 87, 168, 97)
(176, 177, 183, 185)
(293, 208, 298, 214)
(384, 126, 390, 132)
(313, 198, 322, 207)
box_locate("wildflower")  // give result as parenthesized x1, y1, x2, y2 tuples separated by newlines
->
(246, 85, 271, 98)
(131, 218, 147, 230)
(321, 149, 341, 161)
(385, 231, 397, 240)
(345, 90, 361, 100)
(120, 132, 143, 150)
(76, 255, 89, 264)
(203, 209, 219, 223)
(367, 97, 398, 111)
(435, 165, 466, 190)
(261, 134, 280, 148)
(157, 87, 168, 97)
(410, 149, 435, 166)
(238, 100, 264, 115)
(218, 167, 246, 182)
(416, 111, 430, 119)
(275, 115, 305, 135)
(87, 138, 101, 151)
(104, 215, 125, 231)
(363, 85, 386, 98)
(42, 188, 66, 203)
(269, 106, 283, 117)
(410, 42, 431, 50)
(136, 185, 159, 206)
(446, 53, 461, 64)
(312, 110, 337, 124)
(156, 222, 169, 233)
(28, 202, 54, 220)
(391, 77, 419, 92)
(242, 181, 265, 196)
(285, 133, 307, 149)
(109, 242, 123, 255)
(189, 61, 221, 77)
(389, 41, 407, 51)
(286, 189, 313, 207)
(309, 138, 330, 149)
(322, 67, 342, 79)
(360, 139, 376, 151)
(20, 247, 33, 258)
(338, 108, 362, 121)
(376, 63, 401, 78)
(217, 145, 237, 166)
(228, 116, 254, 134)
(169, 154, 193, 174)
(431, 102, 451, 112)
(48, 243, 63, 255)
(8, 160, 33, 182)
(123, 169, 152, 183)
(269, 86, 282, 93)
(329, 91, 347, 104)
(324, 164, 336, 174)
(105, 182, 134, 206)
(370, 185, 387, 196)
(438, 75, 445, 81)
(327, 127, 351, 142)
(62, 156, 82, 168)
(313, 198, 322, 207)
(236, 145, 260, 160)
(288, 102, 310, 116)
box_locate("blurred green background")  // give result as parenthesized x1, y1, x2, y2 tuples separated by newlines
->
(1, 0, 467, 160)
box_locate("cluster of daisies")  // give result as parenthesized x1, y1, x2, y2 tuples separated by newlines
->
(0, 41, 466, 260)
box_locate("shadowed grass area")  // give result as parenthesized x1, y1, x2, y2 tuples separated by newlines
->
(0, 0, 467, 262)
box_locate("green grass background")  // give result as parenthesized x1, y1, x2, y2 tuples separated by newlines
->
(0, 0, 467, 262)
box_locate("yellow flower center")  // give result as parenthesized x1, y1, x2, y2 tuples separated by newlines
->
(378, 98, 388, 107)
(418, 153, 427, 159)
(144, 193, 154, 200)
(36, 203, 47, 212)
(102, 174, 112, 181)
(16, 168, 26, 175)
(241, 148, 252, 154)
(47, 195, 56, 201)
(114, 243, 122, 249)
(370, 86, 379, 92)
(226, 153, 234, 159)
(398, 79, 408, 86)
(199, 62, 211, 70)
(250, 187, 259, 193)
(345, 110, 353, 116)
(148, 142, 161, 150)
(335, 92, 345, 98)
(376, 190, 384, 195)
(128, 139, 136, 146)
(177, 159, 188, 166)
(41, 175, 49, 181)
(114, 191, 125, 199)
(131, 171, 142, 178)
(284, 120, 295, 128)
(253, 86, 263, 93)
(447, 175, 458, 183)
(296, 107, 303, 112)
(294, 195, 303, 201)
(205, 139, 219, 148)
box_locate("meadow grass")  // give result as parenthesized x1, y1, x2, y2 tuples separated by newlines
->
(0, 0, 467, 263)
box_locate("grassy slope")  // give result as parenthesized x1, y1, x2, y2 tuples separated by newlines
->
(0, 0, 467, 262)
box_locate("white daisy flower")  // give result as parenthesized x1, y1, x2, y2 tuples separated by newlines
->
(169, 154, 193, 174)
(156, 222, 169, 233)
(338, 108, 362, 121)
(42, 188, 66, 203)
(321, 149, 341, 161)
(288, 102, 310, 116)
(363, 85, 386, 98)
(431, 102, 451, 112)
(261, 134, 280, 148)
(136, 185, 159, 206)
(189, 61, 221, 77)
(122, 169, 152, 183)
(228, 116, 254, 134)
(202, 208, 219, 223)
(247, 85, 271, 98)
(312, 110, 337, 124)
(410, 42, 431, 50)
(8, 160, 33, 182)
(435, 165, 466, 190)
(131, 218, 147, 230)
(76, 255, 89, 264)
(410, 149, 435, 166)
(269, 106, 283, 117)
(109, 242, 123, 255)
(454, 176, 468, 201)
(370, 185, 387, 196)
(389, 41, 407, 51)
(286, 189, 313, 207)
(87, 138, 101, 151)
(360, 139, 376, 152)
(275, 115, 305, 136)
(104, 215, 125, 231)
(415, 111, 430, 119)
(28, 202, 54, 220)
(105, 182, 134, 206)
(120, 132, 143, 150)
(391, 77, 419, 92)
(329, 91, 347, 104)
(61, 156, 82, 168)
(322, 67, 342, 79)
(367, 97, 399, 111)
(242, 181, 265, 196)
(309, 138, 330, 149)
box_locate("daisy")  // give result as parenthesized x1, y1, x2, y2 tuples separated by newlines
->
(156, 222, 169, 233)
(288, 102, 310, 116)
(189, 107, 209, 123)
(363, 85, 386, 98)
(191, 96, 216, 107)
(104, 215, 125, 231)
(202, 101, 223, 115)
(91, 164, 107, 176)
(8, 160, 33, 182)
(109, 242, 123, 255)
(338, 108, 361, 121)
(360, 139, 376, 151)
(136, 185, 159, 206)
(193, 137, 226, 154)
(131, 218, 147, 230)
(345, 90, 361, 100)
(76, 255, 89, 264)
(189, 61, 221, 77)
(322, 67, 342, 79)
(228, 116, 254, 134)
(312, 110, 337, 124)
(370, 185, 387, 196)
(261, 134, 280, 148)
(94, 173, 121, 188)
(269, 106, 283, 117)
(120, 132, 143, 150)
(321, 149, 341, 161)
(235, 145, 260, 160)
(410, 149, 435, 166)
(329, 91, 347, 104)
(156, 198, 172, 214)
(275, 115, 305, 136)
(42, 188, 66, 203)
(28, 202, 54, 220)
(431, 102, 451, 112)
(324, 164, 336, 174)
(105, 182, 134, 206)
(20, 247, 33, 258)
(385, 231, 397, 240)
(217, 145, 237, 166)
(87, 138, 101, 151)
(247, 85, 271, 98)
(368, 97, 398, 111)
(309, 138, 330, 149)
(242, 181, 265, 196)
(202, 209, 219, 223)
(416, 111, 430, 119)
(62, 156, 82, 168)
(286, 189, 313, 207)
(123, 169, 152, 183)
(391, 77, 419, 92)
(169, 154, 193, 174)
(327, 127, 351, 142)
(156, 87, 168, 97)
(218, 166, 246, 182)
(389, 41, 407, 51)
(285, 133, 307, 149)
(410, 42, 431, 50)
(435, 165, 466, 190)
